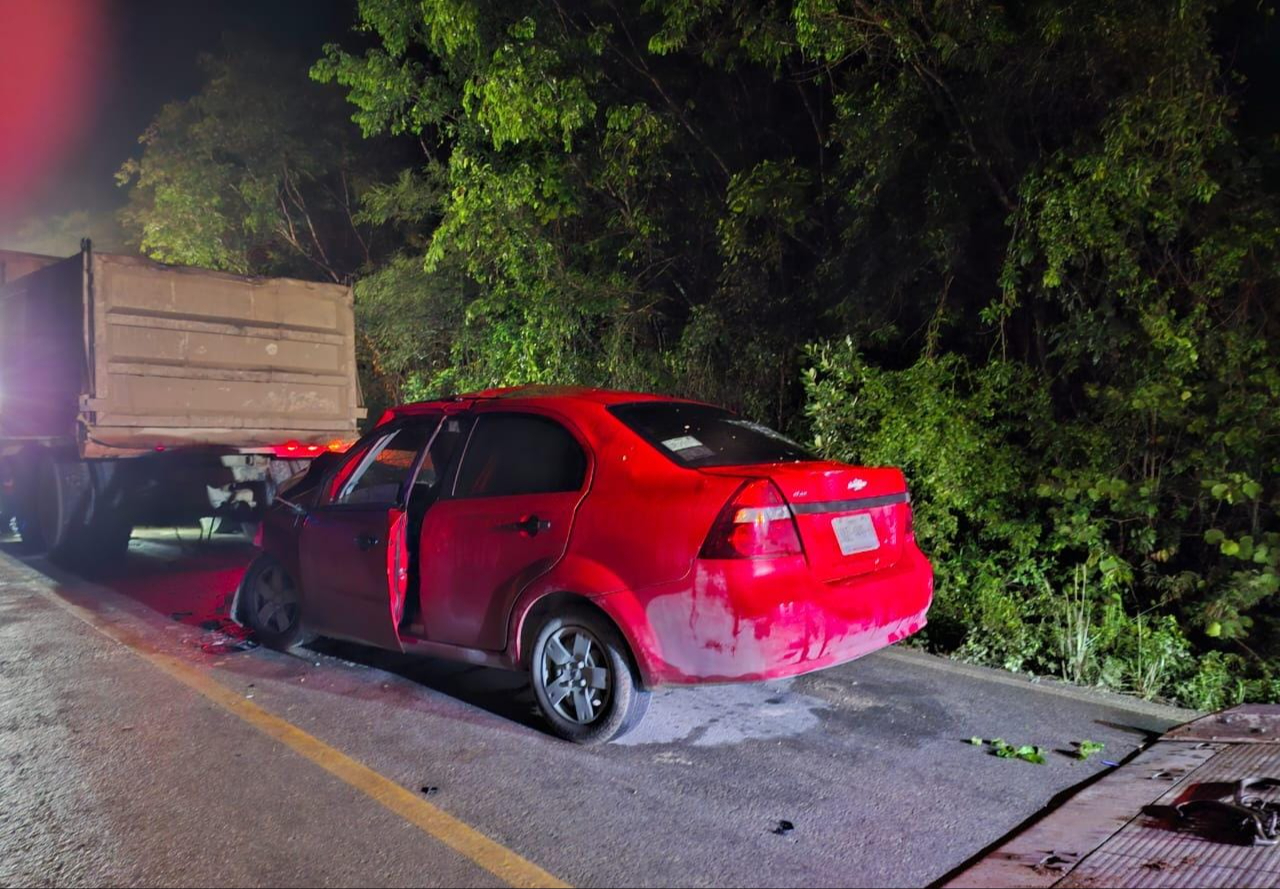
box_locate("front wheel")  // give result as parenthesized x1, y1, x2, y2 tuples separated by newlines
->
(530, 608, 650, 745)
(240, 554, 315, 651)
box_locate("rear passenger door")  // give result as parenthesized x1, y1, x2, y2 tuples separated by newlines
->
(416, 411, 590, 651)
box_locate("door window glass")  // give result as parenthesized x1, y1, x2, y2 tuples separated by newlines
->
(454, 414, 586, 498)
(406, 415, 471, 513)
(331, 420, 438, 506)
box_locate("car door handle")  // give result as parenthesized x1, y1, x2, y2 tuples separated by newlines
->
(354, 534, 380, 551)
(515, 515, 552, 537)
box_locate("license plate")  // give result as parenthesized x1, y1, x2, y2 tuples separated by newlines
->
(832, 513, 880, 555)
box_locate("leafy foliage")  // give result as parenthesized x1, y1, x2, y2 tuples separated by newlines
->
(1075, 741, 1106, 762)
(970, 738, 1047, 765)
(117, 37, 395, 282)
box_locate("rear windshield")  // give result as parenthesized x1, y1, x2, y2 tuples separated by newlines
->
(609, 402, 815, 468)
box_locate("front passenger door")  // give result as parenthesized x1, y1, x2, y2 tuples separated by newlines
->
(299, 417, 440, 648)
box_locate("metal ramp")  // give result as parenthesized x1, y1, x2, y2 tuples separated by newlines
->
(943, 705, 1280, 888)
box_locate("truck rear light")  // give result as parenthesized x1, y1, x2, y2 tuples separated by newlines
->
(700, 479, 804, 559)
(271, 441, 326, 458)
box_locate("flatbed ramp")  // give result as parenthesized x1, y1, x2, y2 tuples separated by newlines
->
(943, 705, 1280, 888)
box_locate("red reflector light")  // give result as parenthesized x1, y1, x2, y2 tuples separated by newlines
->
(270, 440, 331, 458)
(700, 479, 804, 559)
(269, 439, 354, 458)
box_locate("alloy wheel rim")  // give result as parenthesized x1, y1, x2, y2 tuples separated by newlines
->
(541, 626, 611, 725)
(254, 564, 299, 634)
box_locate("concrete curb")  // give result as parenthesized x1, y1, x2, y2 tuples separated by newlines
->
(875, 646, 1201, 724)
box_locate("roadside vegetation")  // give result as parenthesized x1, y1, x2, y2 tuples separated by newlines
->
(115, 0, 1279, 710)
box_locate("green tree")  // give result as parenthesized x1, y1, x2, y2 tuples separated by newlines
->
(118, 37, 389, 282)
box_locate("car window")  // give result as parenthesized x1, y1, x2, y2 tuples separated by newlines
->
(331, 420, 438, 506)
(410, 415, 470, 496)
(453, 413, 586, 498)
(608, 402, 815, 468)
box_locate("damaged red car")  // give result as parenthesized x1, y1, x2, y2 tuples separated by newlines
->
(241, 387, 933, 743)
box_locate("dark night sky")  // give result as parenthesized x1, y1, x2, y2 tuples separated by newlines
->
(1, 0, 357, 246)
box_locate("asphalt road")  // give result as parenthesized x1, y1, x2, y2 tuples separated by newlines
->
(0, 529, 1195, 888)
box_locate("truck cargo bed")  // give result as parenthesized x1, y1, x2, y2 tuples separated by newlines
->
(0, 246, 364, 454)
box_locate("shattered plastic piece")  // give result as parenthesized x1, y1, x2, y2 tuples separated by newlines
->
(200, 637, 258, 655)
(771, 820, 795, 836)
(195, 619, 259, 655)
(420, 786, 439, 796)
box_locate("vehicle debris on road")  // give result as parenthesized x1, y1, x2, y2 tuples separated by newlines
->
(945, 705, 1280, 888)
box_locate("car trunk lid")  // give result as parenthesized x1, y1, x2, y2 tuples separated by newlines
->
(701, 462, 909, 582)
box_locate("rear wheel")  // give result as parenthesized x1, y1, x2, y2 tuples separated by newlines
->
(241, 554, 315, 651)
(530, 608, 650, 745)
(27, 454, 131, 568)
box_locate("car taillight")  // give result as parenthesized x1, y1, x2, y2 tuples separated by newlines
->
(700, 479, 804, 559)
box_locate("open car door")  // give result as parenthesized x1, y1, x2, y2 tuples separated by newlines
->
(298, 415, 442, 649)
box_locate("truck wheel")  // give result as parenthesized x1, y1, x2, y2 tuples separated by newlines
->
(241, 554, 316, 651)
(10, 452, 48, 552)
(530, 608, 650, 745)
(34, 455, 131, 568)
(36, 455, 92, 559)
(0, 456, 18, 536)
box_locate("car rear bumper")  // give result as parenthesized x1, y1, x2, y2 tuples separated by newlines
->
(595, 542, 934, 687)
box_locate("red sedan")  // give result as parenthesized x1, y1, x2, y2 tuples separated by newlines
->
(241, 387, 933, 743)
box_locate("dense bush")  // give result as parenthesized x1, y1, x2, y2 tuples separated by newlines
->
(805, 340, 1279, 709)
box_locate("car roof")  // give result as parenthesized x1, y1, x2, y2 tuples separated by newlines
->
(383, 385, 706, 421)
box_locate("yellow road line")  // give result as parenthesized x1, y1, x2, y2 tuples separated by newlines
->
(32, 583, 569, 889)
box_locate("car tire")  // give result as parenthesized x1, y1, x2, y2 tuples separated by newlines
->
(530, 607, 650, 745)
(241, 553, 316, 651)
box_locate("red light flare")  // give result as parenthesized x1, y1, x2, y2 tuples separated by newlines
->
(0, 0, 110, 219)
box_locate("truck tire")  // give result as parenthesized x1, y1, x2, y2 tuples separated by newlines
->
(10, 452, 47, 552)
(34, 454, 131, 568)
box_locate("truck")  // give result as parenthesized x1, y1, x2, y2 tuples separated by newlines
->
(0, 249, 59, 285)
(0, 240, 365, 565)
